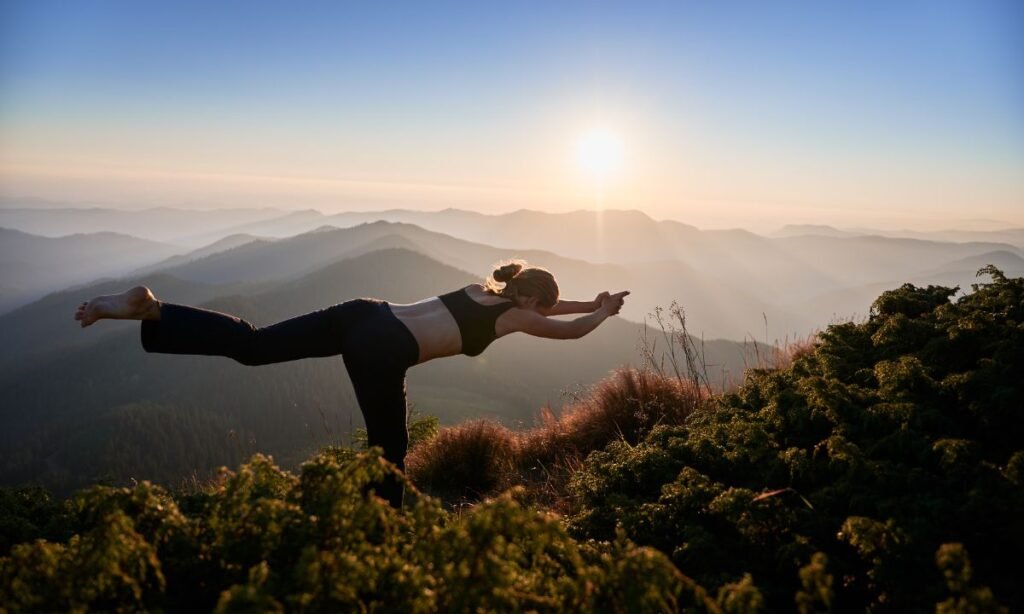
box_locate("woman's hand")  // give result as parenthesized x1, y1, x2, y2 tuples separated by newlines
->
(593, 291, 610, 311)
(600, 291, 630, 316)
(510, 290, 630, 339)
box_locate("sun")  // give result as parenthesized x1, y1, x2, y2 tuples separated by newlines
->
(574, 127, 623, 182)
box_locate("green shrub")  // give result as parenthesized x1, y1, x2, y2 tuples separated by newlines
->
(0, 486, 72, 557)
(569, 268, 1024, 610)
(0, 450, 709, 612)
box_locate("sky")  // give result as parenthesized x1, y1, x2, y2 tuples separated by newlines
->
(1, 0, 1022, 231)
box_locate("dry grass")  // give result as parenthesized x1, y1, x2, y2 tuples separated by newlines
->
(772, 334, 818, 369)
(740, 332, 820, 373)
(406, 368, 706, 510)
(642, 301, 821, 391)
(405, 419, 518, 504)
(519, 368, 702, 462)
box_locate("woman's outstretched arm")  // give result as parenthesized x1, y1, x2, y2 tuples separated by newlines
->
(507, 291, 629, 339)
(543, 291, 610, 316)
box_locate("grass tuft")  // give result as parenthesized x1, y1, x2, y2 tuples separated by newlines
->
(406, 419, 517, 504)
(407, 367, 706, 510)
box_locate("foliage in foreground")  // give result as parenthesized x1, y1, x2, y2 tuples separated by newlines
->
(2, 267, 1021, 612)
(569, 267, 1021, 611)
(0, 450, 715, 613)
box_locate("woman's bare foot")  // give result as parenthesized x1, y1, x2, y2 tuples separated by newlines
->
(75, 286, 160, 328)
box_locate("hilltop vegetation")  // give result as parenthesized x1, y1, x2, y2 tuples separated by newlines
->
(1, 268, 1020, 611)
(566, 265, 1022, 610)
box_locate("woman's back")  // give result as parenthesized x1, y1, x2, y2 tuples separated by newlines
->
(389, 284, 516, 363)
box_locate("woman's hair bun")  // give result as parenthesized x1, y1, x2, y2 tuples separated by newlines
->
(493, 262, 524, 283)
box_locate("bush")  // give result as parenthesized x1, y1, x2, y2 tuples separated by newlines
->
(405, 419, 518, 503)
(0, 486, 72, 557)
(568, 268, 1023, 610)
(0, 450, 711, 612)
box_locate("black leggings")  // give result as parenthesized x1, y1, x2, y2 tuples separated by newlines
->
(140, 298, 420, 507)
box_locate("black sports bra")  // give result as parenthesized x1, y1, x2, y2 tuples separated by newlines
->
(438, 286, 516, 357)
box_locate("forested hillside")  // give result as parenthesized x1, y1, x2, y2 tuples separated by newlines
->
(564, 266, 1022, 610)
(1, 268, 1019, 611)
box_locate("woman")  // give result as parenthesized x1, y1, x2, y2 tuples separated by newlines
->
(74, 260, 629, 506)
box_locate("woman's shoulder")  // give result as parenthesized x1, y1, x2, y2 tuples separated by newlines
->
(465, 283, 515, 306)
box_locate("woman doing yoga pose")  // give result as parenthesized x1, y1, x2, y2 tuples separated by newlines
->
(74, 260, 629, 507)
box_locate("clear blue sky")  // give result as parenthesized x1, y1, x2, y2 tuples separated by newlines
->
(1, 0, 1021, 229)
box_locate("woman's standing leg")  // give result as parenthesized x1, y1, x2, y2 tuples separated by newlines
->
(343, 358, 410, 508)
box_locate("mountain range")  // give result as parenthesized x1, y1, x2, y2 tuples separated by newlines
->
(1, 204, 1020, 493)
(5, 206, 1020, 336)
(0, 227, 180, 313)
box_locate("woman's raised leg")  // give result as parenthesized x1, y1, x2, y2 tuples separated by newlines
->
(78, 285, 374, 366)
(141, 300, 374, 366)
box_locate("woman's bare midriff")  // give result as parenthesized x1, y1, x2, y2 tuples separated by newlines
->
(388, 284, 516, 364)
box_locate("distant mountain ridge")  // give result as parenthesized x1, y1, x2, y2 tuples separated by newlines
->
(131, 233, 265, 275)
(772, 224, 859, 238)
(4, 204, 1021, 248)
(0, 206, 283, 245)
(0, 227, 181, 313)
(6, 205, 1020, 337)
(126, 220, 813, 339)
(773, 222, 1024, 247)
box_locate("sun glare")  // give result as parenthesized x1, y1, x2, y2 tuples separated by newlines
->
(575, 127, 623, 182)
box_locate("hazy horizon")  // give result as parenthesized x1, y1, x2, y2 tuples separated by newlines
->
(1, 196, 1022, 235)
(2, 1, 1022, 233)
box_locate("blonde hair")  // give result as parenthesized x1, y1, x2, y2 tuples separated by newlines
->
(484, 259, 559, 307)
